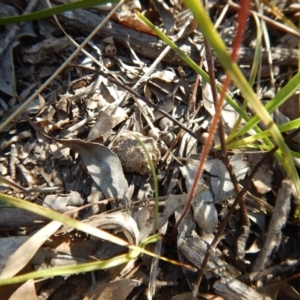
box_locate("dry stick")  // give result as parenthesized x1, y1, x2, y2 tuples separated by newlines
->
(193, 144, 279, 295)
(220, 154, 250, 259)
(202, 25, 227, 154)
(192, 0, 251, 294)
(173, 0, 251, 268)
(54, 7, 299, 67)
(249, 258, 300, 284)
(188, 56, 204, 113)
(251, 179, 292, 279)
(204, 0, 249, 257)
(203, 0, 250, 259)
(228, 0, 300, 39)
(0, 175, 33, 197)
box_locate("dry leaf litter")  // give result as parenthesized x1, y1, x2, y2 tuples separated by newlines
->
(0, 1, 299, 300)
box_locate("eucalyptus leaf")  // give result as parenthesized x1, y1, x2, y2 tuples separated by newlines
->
(57, 138, 128, 199)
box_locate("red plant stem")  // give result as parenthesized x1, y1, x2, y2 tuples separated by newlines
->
(231, 1, 250, 62)
(191, 0, 251, 294)
(170, 80, 229, 239)
(171, 0, 250, 261)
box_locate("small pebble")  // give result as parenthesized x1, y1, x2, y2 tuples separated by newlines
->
(159, 117, 174, 131)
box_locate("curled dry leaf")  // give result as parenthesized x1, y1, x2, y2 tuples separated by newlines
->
(112, 131, 161, 175)
(115, 1, 155, 35)
(43, 212, 140, 268)
(57, 138, 128, 199)
(86, 211, 140, 245)
(87, 104, 128, 142)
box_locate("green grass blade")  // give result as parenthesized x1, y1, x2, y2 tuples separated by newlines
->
(184, 0, 300, 212)
(289, 151, 300, 159)
(232, 71, 300, 139)
(227, 118, 300, 149)
(0, 254, 131, 285)
(226, 12, 262, 141)
(138, 2, 300, 214)
(136, 12, 265, 137)
(0, 193, 196, 284)
(0, 0, 118, 25)
(0, 193, 129, 247)
(248, 14, 263, 88)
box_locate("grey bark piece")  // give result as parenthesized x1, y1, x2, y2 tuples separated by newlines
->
(252, 179, 292, 273)
(178, 234, 267, 299)
(176, 209, 267, 300)
(84, 211, 140, 245)
(213, 277, 271, 300)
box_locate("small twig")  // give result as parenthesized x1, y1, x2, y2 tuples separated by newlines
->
(228, 0, 300, 39)
(252, 179, 292, 276)
(192, 0, 251, 294)
(192, 143, 279, 295)
(204, 0, 250, 258)
(0, 175, 32, 197)
(188, 55, 203, 113)
(248, 258, 300, 284)
(202, 28, 227, 155)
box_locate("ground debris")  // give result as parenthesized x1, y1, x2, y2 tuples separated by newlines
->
(0, 1, 299, 299)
